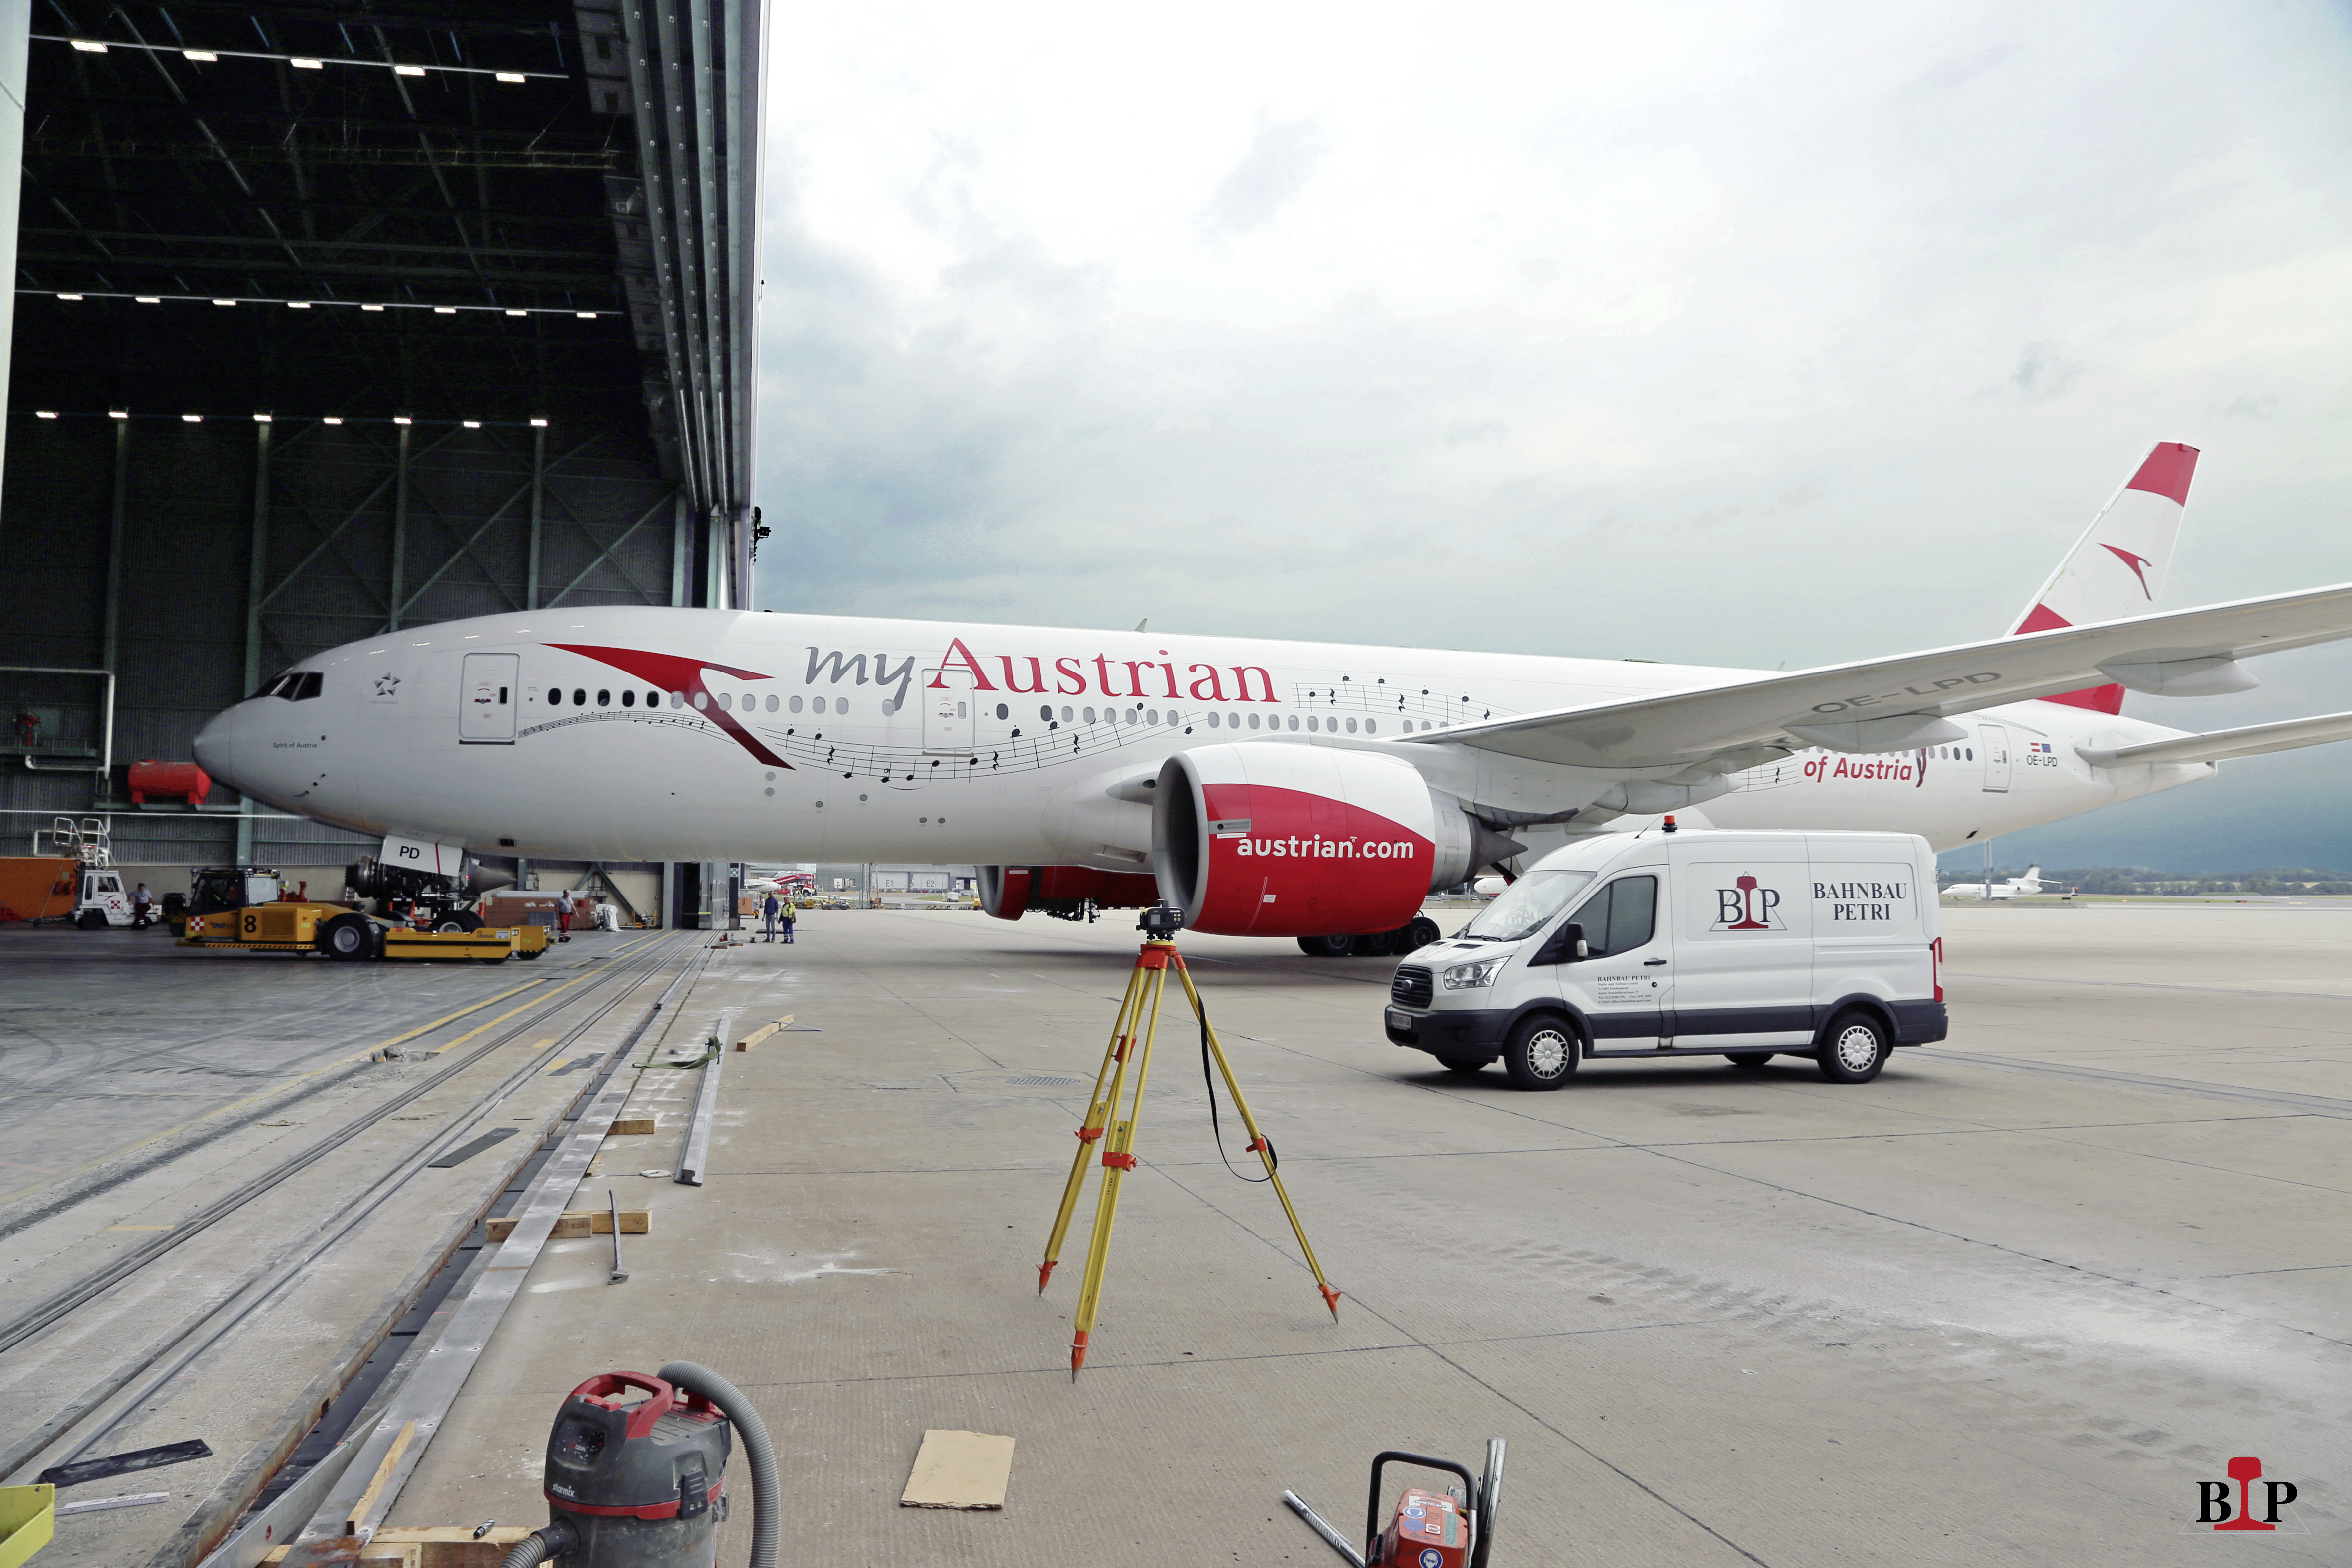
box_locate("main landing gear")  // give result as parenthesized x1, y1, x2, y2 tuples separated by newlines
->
(1296, 917, 1441, 959)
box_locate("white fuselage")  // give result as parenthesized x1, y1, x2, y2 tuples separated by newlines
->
(193, 608, 2213, 875)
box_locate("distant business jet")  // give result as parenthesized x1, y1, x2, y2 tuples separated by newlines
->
(196, 442, 2352, 955)
(1943, 865, 2055, 900)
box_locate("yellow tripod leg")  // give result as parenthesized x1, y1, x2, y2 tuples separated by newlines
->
(1070, 946, 1172, 1377)
(1039, 956, 1150, 1293)
(1173, 957, 1344, 1319)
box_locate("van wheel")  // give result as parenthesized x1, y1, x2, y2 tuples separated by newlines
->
(1296, 935, 1354, 958)
(321, 915, 375, 961)
(1725, 1052, 1773, 1069)
(1503, 1015, 1580, 1091)
(1397, 917, 1442, 954)
(1435, 1056, 1490, 1076)
(1815, 1013, 1890, 1083)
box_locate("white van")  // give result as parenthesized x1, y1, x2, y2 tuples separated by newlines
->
(1385, 827, 1945, 1088)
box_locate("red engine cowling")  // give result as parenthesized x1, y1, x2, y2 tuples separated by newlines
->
(979, 865, 1160, 921)
(1152, 744, 1510, 938)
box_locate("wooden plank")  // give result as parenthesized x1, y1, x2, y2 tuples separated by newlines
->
(374, 1528, 532, 1568)
(607, 1117, 657, 1136)
(732, 1015, 792, 1051)
(341, 1423, 415, 1536)
(484, 1210, 647, 1243)
(900, 1429, 1016, 1509)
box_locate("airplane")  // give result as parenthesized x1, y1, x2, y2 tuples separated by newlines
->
(194, 441, 2352, 956)
(1942, 864, 2055, 900)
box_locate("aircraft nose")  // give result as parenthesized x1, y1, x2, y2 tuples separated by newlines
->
(192, 705, 243, 792)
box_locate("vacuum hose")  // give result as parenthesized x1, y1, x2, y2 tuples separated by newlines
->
(661, 1359, 780, 1568)
(498, 1517, 576, 1568)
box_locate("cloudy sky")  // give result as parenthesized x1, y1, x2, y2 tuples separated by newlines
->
(754, 0, 2352, 871)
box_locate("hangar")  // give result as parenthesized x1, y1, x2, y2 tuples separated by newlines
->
(0, 0, 761, 926)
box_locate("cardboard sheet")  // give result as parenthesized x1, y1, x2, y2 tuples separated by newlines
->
(899, 1429, 1016, 1509)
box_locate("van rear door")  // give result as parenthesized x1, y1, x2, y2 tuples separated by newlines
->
(1807, 834, 1932, 1014)
(1667, 839, 1816, 1048)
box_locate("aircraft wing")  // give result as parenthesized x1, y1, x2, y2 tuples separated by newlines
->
(2076, 709, 2352, 767)
(1398, 581, 2352, 770)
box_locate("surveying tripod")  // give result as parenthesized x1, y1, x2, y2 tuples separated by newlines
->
(1038, 904, 1342, 1377)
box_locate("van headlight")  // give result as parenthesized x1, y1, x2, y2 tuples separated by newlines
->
(1441, 957, 1507, 990)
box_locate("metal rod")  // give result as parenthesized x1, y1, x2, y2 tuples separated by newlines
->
(608, 1190, 628, 1283)
(1282, 1492, 1367, 1568)
(676, 1022, 726, 1186)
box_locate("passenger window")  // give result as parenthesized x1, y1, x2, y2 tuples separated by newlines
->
(1580, 876, 1658, 958)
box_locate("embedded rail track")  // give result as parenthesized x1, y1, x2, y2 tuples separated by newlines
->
(0, 929, 712, 1488)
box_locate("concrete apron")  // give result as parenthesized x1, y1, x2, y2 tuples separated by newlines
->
(396, 905, 2352, 1567)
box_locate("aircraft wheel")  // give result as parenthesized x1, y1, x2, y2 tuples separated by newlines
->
(1725, 1052, 1774, 1069)
(1396, 917, 1442, 954)
(1353, 929, 1399, 957)
(1296, 934, 1354, 958)
(321, 914, 376, 961)
(1503, 1014, 1580, 1091)
(430, 914, 467, 933)
(1815, 1013, 1890, 1084)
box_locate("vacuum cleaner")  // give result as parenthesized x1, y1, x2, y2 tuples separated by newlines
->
(499, 1361, 777, 1568)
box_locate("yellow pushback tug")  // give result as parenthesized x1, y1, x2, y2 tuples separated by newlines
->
(173, 867, 547, 963)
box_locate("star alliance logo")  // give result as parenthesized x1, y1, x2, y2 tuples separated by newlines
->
(374, 673, 401, 697)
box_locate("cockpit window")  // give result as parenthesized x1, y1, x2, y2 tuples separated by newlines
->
(289, 672, 323, 700)
(251, 672, 296, 700)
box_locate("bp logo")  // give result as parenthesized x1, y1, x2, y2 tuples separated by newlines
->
(1711, 875, 1784, 932)
(2184, 1456, 2306, 1533)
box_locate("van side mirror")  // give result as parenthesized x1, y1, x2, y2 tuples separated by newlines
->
(1533, 921, 1587, 966)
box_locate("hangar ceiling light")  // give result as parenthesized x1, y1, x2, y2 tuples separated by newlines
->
(34, 34, 558, 81)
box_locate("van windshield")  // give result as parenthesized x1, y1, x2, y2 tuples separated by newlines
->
(1458, 870, 1596, 943)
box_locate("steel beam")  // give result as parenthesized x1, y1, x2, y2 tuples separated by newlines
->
(385, 423, 411, 634)
(237, 418, 273, 867)
(101, 418, 128, 674)
(526, 423, 545, 610)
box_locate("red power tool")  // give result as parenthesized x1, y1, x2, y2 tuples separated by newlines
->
(1284, 1441, 1504, 1568)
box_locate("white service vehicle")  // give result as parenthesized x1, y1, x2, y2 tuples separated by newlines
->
(1384, 827, 1945, 1089)
(72, 867, 135, 930)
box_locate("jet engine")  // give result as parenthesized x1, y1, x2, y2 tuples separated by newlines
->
(978, 864, 1160, 922)
(1152, 744, 1521, 938)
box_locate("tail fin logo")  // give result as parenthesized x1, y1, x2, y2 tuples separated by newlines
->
(2102, 544, 2156, 600)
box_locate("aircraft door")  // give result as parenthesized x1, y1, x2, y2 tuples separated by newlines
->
(460, 653, 520, 743)
(1979, 724, 2011, 792)
(922, 669, 976, 753)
